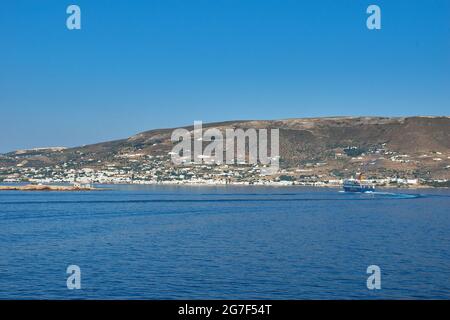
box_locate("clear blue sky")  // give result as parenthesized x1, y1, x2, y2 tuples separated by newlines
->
(1, 0, 449, 152)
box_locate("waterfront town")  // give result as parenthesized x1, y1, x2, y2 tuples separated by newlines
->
(1, 117, 449, 189)
(1, 144, 449, 188)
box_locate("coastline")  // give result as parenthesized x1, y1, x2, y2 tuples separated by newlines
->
(0, 184, 101, 191)
(0, 181, 444, 191)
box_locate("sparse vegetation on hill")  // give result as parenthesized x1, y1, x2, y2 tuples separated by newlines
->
(1, 117, 449, 185)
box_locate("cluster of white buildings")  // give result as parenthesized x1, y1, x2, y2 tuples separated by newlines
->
(1, 147, 449, 187)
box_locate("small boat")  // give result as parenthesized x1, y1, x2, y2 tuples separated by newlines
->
(343, 174, 375, 193)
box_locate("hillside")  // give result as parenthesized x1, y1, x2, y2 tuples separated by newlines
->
(1, 116, 449, 184)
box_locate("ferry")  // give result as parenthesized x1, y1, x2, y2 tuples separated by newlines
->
(343, 174, 375, 193)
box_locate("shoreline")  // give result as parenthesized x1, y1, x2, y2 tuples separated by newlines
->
(0, 184, 101, 191)
(0, 182, 445, 191)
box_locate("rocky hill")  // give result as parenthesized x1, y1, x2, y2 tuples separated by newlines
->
(1, 116, 449, 182)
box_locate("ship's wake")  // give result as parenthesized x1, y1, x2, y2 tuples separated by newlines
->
(339, 190, 421, 199)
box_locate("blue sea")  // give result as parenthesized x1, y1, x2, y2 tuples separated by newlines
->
(0, 185, 449, 299)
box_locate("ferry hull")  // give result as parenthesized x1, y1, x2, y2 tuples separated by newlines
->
(343, 185, 375, 193)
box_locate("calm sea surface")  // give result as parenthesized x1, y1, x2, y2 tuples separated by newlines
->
(0, 185, 449, 299)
